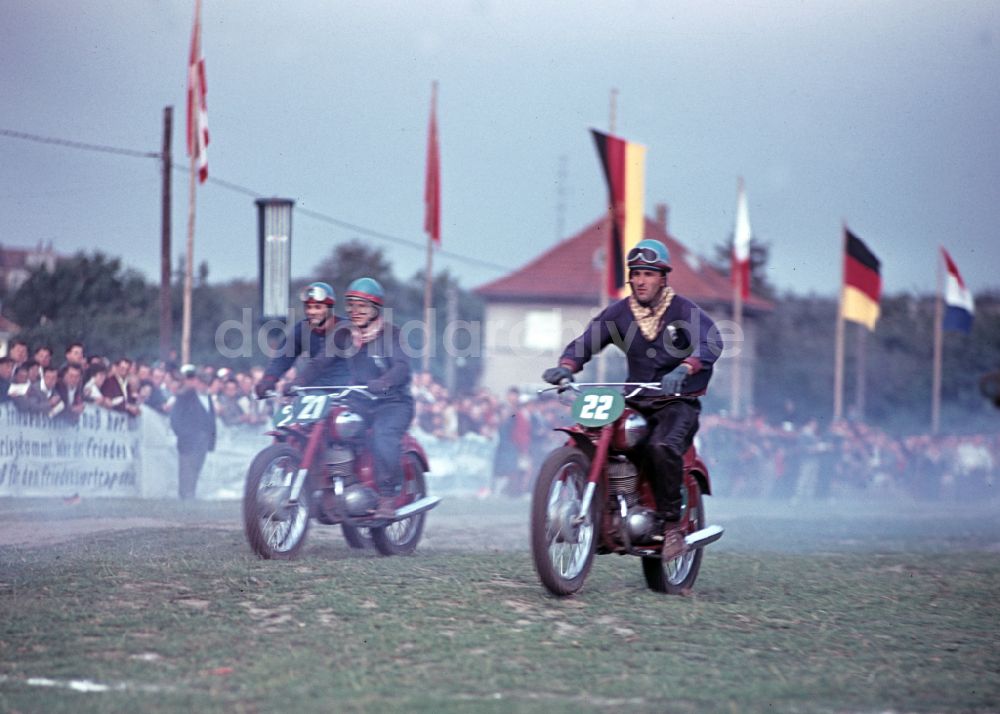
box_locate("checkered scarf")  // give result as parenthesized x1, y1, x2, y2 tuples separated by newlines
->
(628, 286, 674, 341)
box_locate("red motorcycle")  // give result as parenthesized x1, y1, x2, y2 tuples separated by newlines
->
(531, 383, 723, 596)
(243, 385, 440, 559)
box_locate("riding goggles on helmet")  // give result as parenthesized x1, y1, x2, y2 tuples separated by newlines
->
(626, 246, 671, 272)
(300, 285, 334, 305)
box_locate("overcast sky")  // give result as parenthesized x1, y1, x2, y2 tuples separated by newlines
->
(2, 0, 998, 299)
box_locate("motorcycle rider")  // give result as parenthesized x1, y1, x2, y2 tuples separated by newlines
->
(255, 281, 352, 397)
(297, 277, 414, 519)
(542, 238, 723, 546)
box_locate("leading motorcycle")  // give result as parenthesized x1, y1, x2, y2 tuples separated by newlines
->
(243, 385, 440, 559)
(530, 382, 724, 596)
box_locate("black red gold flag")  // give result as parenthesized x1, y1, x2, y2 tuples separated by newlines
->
(841, 228, 881, 330)
(591, 129, 646, 298)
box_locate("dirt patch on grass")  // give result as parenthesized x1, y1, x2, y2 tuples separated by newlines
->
(0, 517, 181, 548)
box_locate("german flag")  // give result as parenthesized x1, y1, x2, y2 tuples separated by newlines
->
(591, 129, 646, 298)
(841, 228, 881, 330)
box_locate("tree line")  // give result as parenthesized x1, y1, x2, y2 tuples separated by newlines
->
(5, 241, 998, 434)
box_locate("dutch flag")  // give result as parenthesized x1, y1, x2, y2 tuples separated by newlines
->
(942, 248, 974, 334)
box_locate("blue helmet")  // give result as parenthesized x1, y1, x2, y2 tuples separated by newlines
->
(299, 281, 336, 305)
(626, 239, 672, 273)
(344, 277, 385, 306)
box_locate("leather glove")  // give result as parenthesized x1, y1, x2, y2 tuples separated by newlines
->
(367, 377, 391, 396)
(660, 364, 689, 396)
(254, 376, 277, 399)
(542, 366, 574, 385)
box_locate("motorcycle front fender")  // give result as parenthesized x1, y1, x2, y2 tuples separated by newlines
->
(553, 427, 597, 460)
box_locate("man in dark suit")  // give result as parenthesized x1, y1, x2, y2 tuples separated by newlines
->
(55, 363, 87, 424)
(169, 364, 217, 500)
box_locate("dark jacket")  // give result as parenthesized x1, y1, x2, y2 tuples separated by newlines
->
(169, 387, 217, 453)
(558, 294, 723, 397)
(263, 317, 352, 386)
(54, 381, 86, 423)
(299, 321, 413, 404)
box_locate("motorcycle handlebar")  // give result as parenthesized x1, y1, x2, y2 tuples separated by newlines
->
(257, 385, 378, 401)
(538, 382, 664, 399)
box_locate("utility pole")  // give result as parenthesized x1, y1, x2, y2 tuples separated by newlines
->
(598, 88, 618, 382)
(159, 106, 173, 363)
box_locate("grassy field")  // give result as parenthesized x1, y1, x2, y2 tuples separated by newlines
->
(0, 496, 998, 713)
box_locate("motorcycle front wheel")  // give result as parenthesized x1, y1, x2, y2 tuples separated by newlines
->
(530, 446, 598, 596)
(243, 444, 311, 560)
(371, 453, 428, 556)
(642, 476, 706, 594)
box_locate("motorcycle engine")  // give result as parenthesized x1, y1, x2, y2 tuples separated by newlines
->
(607, 457, 640, 507)
(323, 445, 355, 478)
(624, 506, 658, 543)
(343, 484, 378, 516)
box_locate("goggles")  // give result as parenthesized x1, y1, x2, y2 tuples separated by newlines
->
(626, 246, 671, 271)
(300, 285, 334, 305)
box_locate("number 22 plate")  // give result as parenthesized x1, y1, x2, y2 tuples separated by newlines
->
(571, 388, 625, 427)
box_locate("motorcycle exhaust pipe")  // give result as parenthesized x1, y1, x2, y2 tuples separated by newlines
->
(391, 496, 443, 520)
(684, 524, 724, 550)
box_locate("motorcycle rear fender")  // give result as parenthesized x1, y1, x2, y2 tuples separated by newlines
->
(688, 468, 711, 496)
(401, 434, 430, 473)
(684, 446, 712, 495)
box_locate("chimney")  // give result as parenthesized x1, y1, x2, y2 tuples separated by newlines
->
(655, 203, 669, 233)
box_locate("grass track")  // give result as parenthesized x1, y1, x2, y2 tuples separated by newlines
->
(0, 497, 998, 713)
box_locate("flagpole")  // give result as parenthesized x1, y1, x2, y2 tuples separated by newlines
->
(421, 80, 438, 376)
(931, 249, 944, 434)
(833, 225, 846, 421)
(182, 151, 196, 365)
(730, 177, 745, 419)
(422, 237, 433, 375)
(854, 325, 866, 421)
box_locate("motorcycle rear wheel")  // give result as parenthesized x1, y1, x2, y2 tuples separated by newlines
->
(341, 525, 373, 549)
(371, 453, 428, 556)
(530, 446, 598, 597)
(642, 477, 705, 593)
(243, 444, 311, 560)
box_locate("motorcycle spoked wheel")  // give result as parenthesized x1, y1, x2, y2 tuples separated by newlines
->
(243, 444, 312, 560)
(341, 525, 373, 549)
(371, 453, 428, 556)
(642, 477, 706, 594)
(530, 446, 598, 597)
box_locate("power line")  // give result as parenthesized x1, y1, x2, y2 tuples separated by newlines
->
(0, 128, 160, 159)
(1, 126, 515, 275)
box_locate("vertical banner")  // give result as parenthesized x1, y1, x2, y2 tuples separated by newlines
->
(591, 129, 646, 299)
(256, 198, 295, 321)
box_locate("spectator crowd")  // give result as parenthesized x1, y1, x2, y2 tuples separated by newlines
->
(2, 337, 996, 503)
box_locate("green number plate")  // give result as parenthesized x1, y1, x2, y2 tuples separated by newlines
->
(272, 394, 332, 428)
(571, 387, 625, 427)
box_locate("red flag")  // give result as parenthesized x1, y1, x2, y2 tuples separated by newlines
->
(186, 0, 209, 183)
(732, 178, 751, 300)
(424, 82, 441, 245)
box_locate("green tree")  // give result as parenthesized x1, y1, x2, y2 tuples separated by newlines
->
(709, 236, 776, 300)
(8, 251, 158, 359)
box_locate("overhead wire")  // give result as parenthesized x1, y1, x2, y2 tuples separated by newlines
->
(2, 127, 515, 275)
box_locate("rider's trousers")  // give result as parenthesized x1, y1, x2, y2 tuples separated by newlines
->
(368, 399, 415, 496)
(638, 398, 701, 513)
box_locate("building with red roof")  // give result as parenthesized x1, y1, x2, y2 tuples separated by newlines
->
(475, 209, 772, 413)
